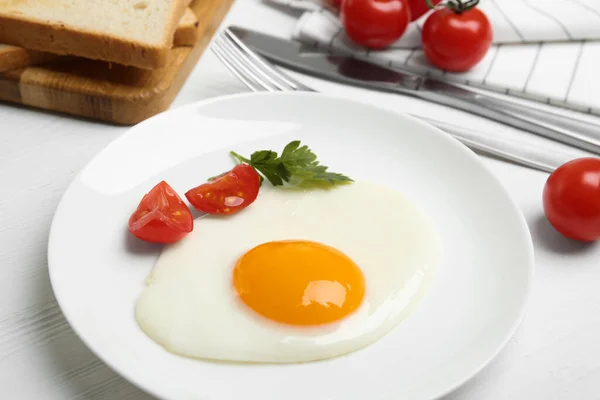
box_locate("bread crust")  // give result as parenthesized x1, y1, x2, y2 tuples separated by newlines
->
(0, 1, 186, 69)
(173, 8, 200, 46)
(0, 45, 56, 72)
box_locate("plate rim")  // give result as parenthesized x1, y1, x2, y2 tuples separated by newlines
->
(47, 91, 535, 400)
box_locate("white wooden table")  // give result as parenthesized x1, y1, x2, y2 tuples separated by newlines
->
(1, 1, 600, 399)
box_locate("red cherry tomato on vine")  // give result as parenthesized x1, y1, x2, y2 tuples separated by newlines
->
(341, 0, 410, 49)
(543, 158, 600, 242)
(128, 181, 193, 243)
(406, 0, 440, 21)
(185, 164, 261, 215)
(422, 5, 492, 72)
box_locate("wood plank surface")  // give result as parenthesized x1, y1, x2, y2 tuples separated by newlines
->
(0, 0, 234, 125)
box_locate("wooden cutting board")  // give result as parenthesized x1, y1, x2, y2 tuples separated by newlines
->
(0, 0, 234, 125)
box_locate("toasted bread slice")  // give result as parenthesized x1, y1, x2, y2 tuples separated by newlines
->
(174, 7, 200, 46)
(0, 0, 187, 69)
(0, 6, 199, 73)
(0, 44, 54, 73)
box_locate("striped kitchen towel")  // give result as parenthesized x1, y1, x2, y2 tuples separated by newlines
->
(267, 0, 600, 115)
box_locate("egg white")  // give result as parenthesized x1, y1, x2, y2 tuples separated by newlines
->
(135, 180, 440, 363)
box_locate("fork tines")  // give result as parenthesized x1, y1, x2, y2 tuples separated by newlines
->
(211, 29, 310, 92)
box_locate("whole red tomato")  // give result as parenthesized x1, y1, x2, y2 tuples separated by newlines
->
(543, 158, 600, 242)
(407, 0, 441, 21)
(341, 0, 411, 49)
(422, 5, 492, 72)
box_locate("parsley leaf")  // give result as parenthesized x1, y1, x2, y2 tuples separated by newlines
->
(229, 141, 352, 188)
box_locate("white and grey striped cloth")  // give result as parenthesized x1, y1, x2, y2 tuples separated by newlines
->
(267, 0, 600, 115)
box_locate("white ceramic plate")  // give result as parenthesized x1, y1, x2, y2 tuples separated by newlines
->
(48, 93, 534, 400)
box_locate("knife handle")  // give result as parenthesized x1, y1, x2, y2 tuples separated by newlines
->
(418, 80, 600, 155)
(418, 117, 581, 173)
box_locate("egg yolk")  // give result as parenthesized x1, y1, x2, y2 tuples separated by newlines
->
(233, 240, 365, 326)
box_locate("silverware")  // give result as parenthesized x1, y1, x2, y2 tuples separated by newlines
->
(227, 26, 600, 156)
(211, 28, 580, 174)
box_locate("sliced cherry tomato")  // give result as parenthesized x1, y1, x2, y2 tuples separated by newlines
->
(543, 158, 600, 242)
(185, 164, 260, 215)
(341, 0, 410, 49)
(128, 181, 193, 243)
(422, 5, 492, 72)
(407, 0, 440, 21)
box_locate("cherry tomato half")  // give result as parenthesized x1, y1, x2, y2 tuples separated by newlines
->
(128, 181, 193, 243)
(185, 164, 261, 215)
(341, 0, 410, 50)
(543, 158, 600, 242)
(406, 0, 440, 21)
(422, 6, 492, 72)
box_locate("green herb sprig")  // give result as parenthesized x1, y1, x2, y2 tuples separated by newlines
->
(229, 140, 352, 188)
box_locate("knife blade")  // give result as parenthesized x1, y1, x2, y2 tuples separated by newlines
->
(229, 26, 600, 156)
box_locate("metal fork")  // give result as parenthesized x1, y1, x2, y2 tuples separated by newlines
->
(210, 28, 580, 174)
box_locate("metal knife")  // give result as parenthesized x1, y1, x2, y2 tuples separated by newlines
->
(229, 26, 600, 156)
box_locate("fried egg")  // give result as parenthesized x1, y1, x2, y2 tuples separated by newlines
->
(135, 180, 440, 363)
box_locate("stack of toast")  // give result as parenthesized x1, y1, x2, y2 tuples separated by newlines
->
(0, 0, 232, 124)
